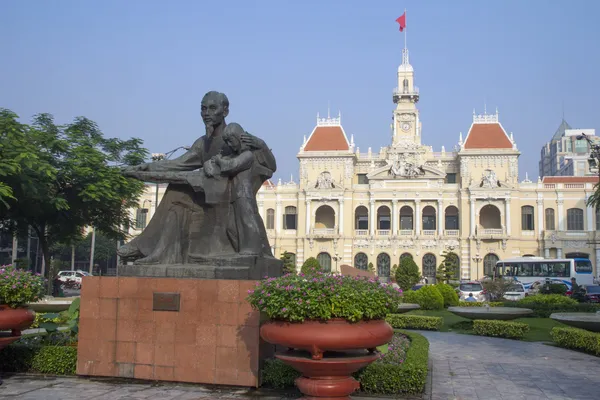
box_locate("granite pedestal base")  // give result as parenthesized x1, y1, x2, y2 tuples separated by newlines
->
(120, 256, 283, 280)
(76, 276, 273, 387)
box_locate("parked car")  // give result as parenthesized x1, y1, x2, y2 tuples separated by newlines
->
(503, 283, 527, 301)
(457, 282, 485, 302)
(528, 279, 569, 296)
(582, 285, 600, 303)
(56, 270, 91, 285)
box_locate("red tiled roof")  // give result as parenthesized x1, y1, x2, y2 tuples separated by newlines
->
(543, 176, 599, 183)
(262, 179, 275, 187)
(304, 126, 349, 151)
(464, 123, 513, 149)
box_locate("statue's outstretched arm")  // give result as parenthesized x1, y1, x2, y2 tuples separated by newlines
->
(148, 137, 205, 172)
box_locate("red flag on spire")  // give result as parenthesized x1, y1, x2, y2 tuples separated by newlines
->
(396, 12, 406, 32)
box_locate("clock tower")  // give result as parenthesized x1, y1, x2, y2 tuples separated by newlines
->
(391, 46, 421, 148)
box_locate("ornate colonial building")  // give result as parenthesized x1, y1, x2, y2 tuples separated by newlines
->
(130, 45, 600, 281)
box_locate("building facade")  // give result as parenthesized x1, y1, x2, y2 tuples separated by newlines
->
(129, 45, 600, 281)
(539, 120, 598, 177)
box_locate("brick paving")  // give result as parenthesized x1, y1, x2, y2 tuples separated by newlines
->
(420, 331, 600, 400)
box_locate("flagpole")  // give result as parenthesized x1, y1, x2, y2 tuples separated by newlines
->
(404, 8, 407, 50)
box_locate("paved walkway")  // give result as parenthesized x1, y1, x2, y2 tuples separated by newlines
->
(420, 331, 600, 400)
(1, 332, 599, 399)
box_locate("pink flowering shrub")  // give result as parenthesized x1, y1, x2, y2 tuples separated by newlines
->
(247, 272, 403, 322)
(0, 265, 45, 308)
(377, 333, 410, 365)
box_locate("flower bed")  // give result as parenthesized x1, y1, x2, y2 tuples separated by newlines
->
(551, 327, 600, 356)
(0, 265, 45, 308)
(247, 273, 402, 322)
(262, 330, 429, 395)
(472, 320, 530, 339)
(385, 314, 443, 331)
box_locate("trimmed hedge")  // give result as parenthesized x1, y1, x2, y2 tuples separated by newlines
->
(403, 286, 444, 310)
(357, 330, 429, 395)
(551, 327, 600, 356)
(262, 330, 429, 395)
(386, 314, 442, 331)
(517, 294, 577, 307)
(435, 283, 459, 307)
(502, 299, 600, 318)
(457, 301, 504, 307)
(0, 344, 77, 375)
(472, 320, 529, 339)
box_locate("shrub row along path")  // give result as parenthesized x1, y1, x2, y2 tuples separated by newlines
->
(420, 331, 600, 400)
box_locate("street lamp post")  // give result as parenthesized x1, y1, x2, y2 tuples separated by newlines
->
(472, 253, 482, 280)
(332, 253, 341, 273)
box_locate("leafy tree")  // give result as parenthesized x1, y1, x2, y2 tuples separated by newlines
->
(395, 256, 422, 292)
(0, 110, 147, 278)
(280, 251, 297, 275)
(51, 231, 118, 272)
(301, 257, 322, 275)
(391, 263, 399, 279)
(436, 251, 459, 284)
(367, 262, 375, 274)
(481, 278, 513, 301)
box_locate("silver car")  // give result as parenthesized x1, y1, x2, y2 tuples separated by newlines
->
(458, 282, 485, 302)
(503, 283, 527, 301)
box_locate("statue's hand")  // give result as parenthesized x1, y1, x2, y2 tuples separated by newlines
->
(241, 132, 264, 150)
(212, 154, 223, 167)
(203, 160, 216, 177)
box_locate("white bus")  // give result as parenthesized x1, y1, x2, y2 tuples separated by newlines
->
(494, 257, 594, 290)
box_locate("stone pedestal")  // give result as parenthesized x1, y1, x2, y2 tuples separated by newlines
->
(76, 275, 273, 387)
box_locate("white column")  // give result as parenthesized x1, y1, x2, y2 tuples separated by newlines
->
(470, 199, 476, 236)
(11, 235, 18, 264)
(305, 199, 311, 234)
(258, 200, 264, 221)
(369, 199, 376, 236)
(275, 199, 282, 234)
(586, 195, 594, 231)
(557, 248, 563, 258)
(338, 199, 344, 235)
(415, 200, 421, 236)
(392, 200, 398, 235)
(437, 200, 443, 236)
(537, 200, 544, 235)
(544, 248, 550, 258)
(505, 198, 511, 235)
(557, 199, 565, 231)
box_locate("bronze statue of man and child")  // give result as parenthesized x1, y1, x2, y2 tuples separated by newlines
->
(118, 91, 281, 278)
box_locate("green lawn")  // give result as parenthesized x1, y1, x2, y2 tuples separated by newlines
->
(405, 309, 566, 342)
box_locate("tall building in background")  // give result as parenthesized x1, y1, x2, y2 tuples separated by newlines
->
(539, 120, 598, 177)
(128, 43, 600, 281)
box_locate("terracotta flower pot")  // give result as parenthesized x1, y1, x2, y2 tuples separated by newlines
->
(260, 318, 393, 360)
(0, 305, 35, 336)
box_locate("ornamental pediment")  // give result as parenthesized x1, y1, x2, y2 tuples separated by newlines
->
(468, 168, 513, 190)
(307, 171, 345, 191)
(366, 162, 445, 180)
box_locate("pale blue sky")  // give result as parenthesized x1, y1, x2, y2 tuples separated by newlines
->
(2, 0, 599, 180)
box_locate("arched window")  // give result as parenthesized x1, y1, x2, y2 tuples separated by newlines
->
(400, 206, 413, 230)
(403, 78, 409, 93)
(483, 253, 499, 277)
(521, 206, 534, 231)
(266, 208, 275, 230)
(422, 205, 436, 231)
(377, 206, 391, 230)
(377, 253, 391, 278)
(354, 253, 368, 270)
(422, 253, 437, 282)
(355, 206, 369, 230)
(445, 206, 459, 230)
(315, 205, 335, 229)
(545, 208, 555, 231)
(317, 252, 331, 272)
(284, 206, 297, 230)
(480, 205, 501, 229)
(567, 208, 584, 231)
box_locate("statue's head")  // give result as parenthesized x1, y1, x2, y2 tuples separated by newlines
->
(201, 91, 229, 136)
(223, 122, 246, 154)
